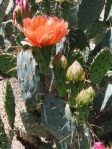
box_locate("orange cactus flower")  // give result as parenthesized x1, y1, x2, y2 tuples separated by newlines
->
(17, 16, 69, 48)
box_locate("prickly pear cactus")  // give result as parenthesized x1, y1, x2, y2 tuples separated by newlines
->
(89, 48, 112, 84)
(3, 80, 15, 128)
(13, 0, 112, 147)
(0, 0, 112, 148)
(0, 53, 17, 77)
(41, 96, 77, 143)
(20, 110, 50, 137)
(0, 117, 10, 149)
(77, 0, 104, 31)
(17, 50, 40, 112)
(53, 53, 68, 98)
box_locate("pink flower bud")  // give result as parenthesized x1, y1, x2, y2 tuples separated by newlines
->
(14, 5, 22, 19)
(94, 142, 106, 149)
(13, 0, 31, 19)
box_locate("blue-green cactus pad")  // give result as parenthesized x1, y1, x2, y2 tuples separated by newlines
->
(17, 50, 40, 111)
(20, 110, 50, 137)
(41, 96, 77, 143)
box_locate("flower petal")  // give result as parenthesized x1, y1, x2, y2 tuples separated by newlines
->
(39, 31, 54, 46)
(33, 16, 48, 30)
(21, 38, 38, 46)
(35, 26, 51, 42)
(48, 21, 68, 44)
(23, 18, 33, 31)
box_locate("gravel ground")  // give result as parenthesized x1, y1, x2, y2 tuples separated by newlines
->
(0, 77, 25, 149)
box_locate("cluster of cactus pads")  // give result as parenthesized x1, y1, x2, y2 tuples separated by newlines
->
(0, 0, 112, 148)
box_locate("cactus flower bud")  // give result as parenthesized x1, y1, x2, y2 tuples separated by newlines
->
(53, 52, 68, 69)
(66, 61, 85, 83)
(13, 0, 31, 19)
(75, 86, 95, 106)
(86, 86, 95, 97)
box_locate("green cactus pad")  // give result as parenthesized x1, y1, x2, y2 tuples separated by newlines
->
(17, 50, 40, 112)
(0, 53, 17, 77)
(3, 80, 15, 128)
(52, 53, 68, 98)
(41, 96, 77, 143)
(86, 21, 106, 41)
(89, 49, 112, 84)
(0, 117, 10, 149)
(77, 0, 104, 31)
(53, 68, 67, 98)
(75, 105, 90, 123)
(33, 46, 52, 74)
(68, 81, 84, 108)
(53, 53, 68, 98)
